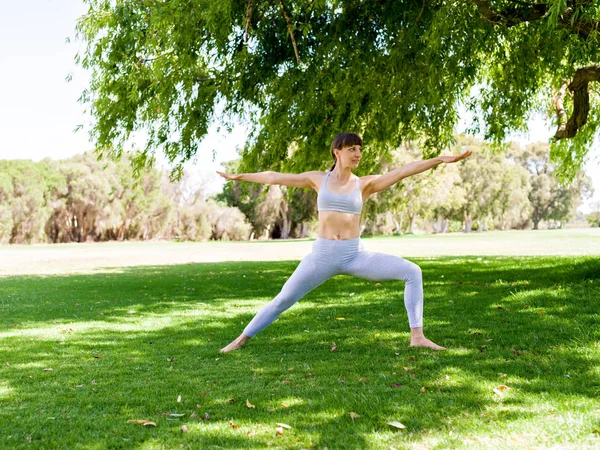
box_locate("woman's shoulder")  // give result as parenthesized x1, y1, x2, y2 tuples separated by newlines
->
(301, 170, 328, 191)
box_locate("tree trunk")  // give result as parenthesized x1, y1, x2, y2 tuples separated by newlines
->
(408, 212, 415, 234)
(463, 213, 472, 233)
(280, 216, 291, 239)
(393, 218, 401, 234)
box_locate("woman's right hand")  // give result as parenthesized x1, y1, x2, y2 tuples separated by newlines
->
(216, 171, 243, 181)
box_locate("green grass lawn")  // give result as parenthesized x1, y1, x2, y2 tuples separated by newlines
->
(1, 255, 599, 449)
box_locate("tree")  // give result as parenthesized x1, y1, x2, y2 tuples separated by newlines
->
(587, 202, 600, 227)
(490, 163, 531, 231)
(0, 160, 61, 244)
(510, 142, 594, 229)
(75, 0, 600, 181)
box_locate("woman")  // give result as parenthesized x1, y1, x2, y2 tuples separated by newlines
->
(217, 132, 471, 353)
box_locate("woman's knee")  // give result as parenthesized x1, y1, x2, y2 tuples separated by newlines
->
(404, 261, 422, 283)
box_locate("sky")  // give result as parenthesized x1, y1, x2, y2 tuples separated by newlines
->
(1, 0, 599, 213)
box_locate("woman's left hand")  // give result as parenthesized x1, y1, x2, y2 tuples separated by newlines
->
(438, 150, 472, 164)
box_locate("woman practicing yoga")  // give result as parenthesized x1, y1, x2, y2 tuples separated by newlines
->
(217, 132, 471, 353)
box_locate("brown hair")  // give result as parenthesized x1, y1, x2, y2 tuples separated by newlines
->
(329, 132, 363, 172)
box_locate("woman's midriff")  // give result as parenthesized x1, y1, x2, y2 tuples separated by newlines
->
(317, 210, 361, 240)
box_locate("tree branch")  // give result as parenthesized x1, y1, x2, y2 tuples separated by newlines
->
(471, 0, 599, 38)
(245, 0, 253, 44)
(277, 0, 301, 64)
(471, 0, 546, 26)
(552, 83, 568, 136)
(554, 66, 600, 139)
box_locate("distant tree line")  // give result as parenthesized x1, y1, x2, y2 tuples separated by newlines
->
(218, 136, 595, 237)
(0, 153, 250, 244)
(0, 136, 595, 244)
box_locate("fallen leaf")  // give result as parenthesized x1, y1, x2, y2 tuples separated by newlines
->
(375, 283, 381, 287)
(227, 398, 236, 403)
(204, 413, 210, 420)
(229, 420, 239, 429)
(349, 412, 360, 419)
(282, 380, 291, 385)
(359, 377, 369, 382)
(169, 413, 185, 417)
(338, 379, 345, 383)
(420, 386, 427, 393)
(336, 317, 345, 320)
(5, 362, 9, 366)
(246, 399, 256, 408)
(128, 419, 156, 426)
(275, 427, 284, 435)
(331, 344, 337, 352)
(177, 395, 181, 403)
(493, 385, 510, 396)
(280, 403, 289, 408)
(181, 425, 188, 432)
(276, 423, 292, 429)
(43, 368, 53, 371)
(190, 412, 196, 418)
(247, 430, 255, 437)
(407, 356, 415, 361)
(386, 421, 406, 429)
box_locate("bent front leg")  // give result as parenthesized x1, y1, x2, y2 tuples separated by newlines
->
(343, 251, 424, 328)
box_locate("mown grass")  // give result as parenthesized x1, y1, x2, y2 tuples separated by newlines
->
(1, 255, 599, 449)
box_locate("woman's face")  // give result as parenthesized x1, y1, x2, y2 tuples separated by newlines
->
(336, 144, 362, 168)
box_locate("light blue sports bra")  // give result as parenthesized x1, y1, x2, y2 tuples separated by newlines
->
(317, 170, 363, 215)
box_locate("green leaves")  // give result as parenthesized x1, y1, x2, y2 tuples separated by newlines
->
(76, 0, 600, 180)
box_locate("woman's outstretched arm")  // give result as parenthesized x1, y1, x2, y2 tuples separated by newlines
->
(364, 150, 472, 196)
(216, 170, 322, 189)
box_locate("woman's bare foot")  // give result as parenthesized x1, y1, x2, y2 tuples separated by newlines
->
(219, 334, 251, 353)
(409, 328, 446, 351)
(410, 336, 446, 351)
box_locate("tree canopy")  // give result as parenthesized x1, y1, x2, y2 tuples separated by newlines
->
(75, 0, 600, 180)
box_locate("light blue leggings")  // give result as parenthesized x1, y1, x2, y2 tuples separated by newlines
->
(243, 237, 424, 338)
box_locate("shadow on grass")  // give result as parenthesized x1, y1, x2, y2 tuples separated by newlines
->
(0, 256, 599, 448)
